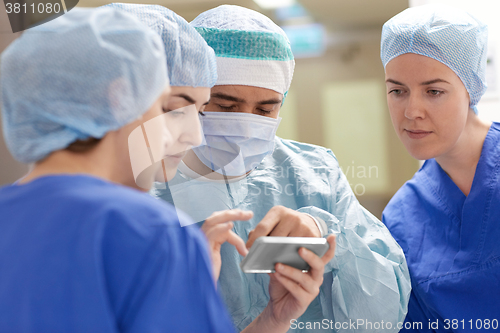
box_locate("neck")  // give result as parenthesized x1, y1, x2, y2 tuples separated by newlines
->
(19, 137, 121, 185)
(183, 149, 250, 180)
(435, 113, 491, 196)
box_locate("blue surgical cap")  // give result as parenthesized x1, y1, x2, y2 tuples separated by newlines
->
(105, 3, 217, 88)
(1, 7, 168, 163)
(381, 4, 488, 113)
(191, 5, 295, 96)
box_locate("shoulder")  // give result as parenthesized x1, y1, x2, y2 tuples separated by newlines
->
(275, 136, 337, 157)
(480, 122, 500, 154)
(272, 137, 340, 167)
(491, 121, 500, 134)
(86, 180, 209, 269)
(48, 176, 197, 235)
(88, 182, 178, 222)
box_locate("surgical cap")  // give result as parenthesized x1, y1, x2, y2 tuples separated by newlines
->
(191, 5, 295, 96)
(105, 3, 217, 87)
(381, 4, 488, 113)
(1, 7, 168, 163)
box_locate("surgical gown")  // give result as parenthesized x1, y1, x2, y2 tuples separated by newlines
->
(0, 175, 235, 333)
(382, 122, 500, 332)
(152, 137, 411, 333)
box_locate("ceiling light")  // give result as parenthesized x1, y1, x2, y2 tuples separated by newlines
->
(253, 0, 296, 10)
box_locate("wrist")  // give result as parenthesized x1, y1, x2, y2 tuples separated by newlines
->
(303, 213, 327, 237)
(251, 305, 291, 333)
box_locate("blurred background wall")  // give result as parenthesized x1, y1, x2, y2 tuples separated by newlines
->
(1, 0, 499, 218)
(1, 3, 28, 185)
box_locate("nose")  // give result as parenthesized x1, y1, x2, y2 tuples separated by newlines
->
(179, 111, 203, 147)
(404, 94, 426, 120)
(161, 125, 174, 151)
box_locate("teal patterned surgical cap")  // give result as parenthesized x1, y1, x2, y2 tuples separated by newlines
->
(191, 5, 295, 96)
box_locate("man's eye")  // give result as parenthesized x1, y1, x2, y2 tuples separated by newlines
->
(257, 109, 272, 114)
(218, 105, 235, 111)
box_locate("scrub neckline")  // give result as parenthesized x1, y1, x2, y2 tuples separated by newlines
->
(12, 173, 112, 187)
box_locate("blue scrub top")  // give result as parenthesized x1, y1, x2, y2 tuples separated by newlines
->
(383, 122, 500, 332)
(0, 175, 235, 333)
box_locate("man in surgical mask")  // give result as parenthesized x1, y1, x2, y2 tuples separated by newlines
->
(152, 5, 411, 333)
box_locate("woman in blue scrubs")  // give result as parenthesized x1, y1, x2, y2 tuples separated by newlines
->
(381, 4, 500, 332)
(0, 7, 235, 333)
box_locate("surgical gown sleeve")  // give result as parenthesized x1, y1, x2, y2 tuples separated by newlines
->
(152, 138, 411, 333)
(296, 149, 411, 332)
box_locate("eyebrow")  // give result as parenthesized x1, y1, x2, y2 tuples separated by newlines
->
(420, 78, 451, 85)
(211, 93, 282, 105)
(174, 93, 196, 104)
(258, 98, 282, 105)
(386, 79, 405, 85)
(386, 78, 451, 86)
(210, 93, 245, 103)
(174, 93, 210, 106)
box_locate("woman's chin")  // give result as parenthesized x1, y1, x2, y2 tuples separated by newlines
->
(406, 147, 437, 161)
(153, 161, 179, 183)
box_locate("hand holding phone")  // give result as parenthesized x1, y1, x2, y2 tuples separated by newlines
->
(239, 235, 336, 333)
(240, 236, 329, 273)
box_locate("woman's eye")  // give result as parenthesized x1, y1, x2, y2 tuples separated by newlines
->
(428, 90, 443, 96)
(388, 89, 403, 95)
(163, 108, 184, 116)
(199, 111, 205, 116)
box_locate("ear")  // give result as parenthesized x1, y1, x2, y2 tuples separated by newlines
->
(107, 78, 135, 124)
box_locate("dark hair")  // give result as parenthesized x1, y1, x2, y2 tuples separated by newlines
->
(66, 137, 101, 153)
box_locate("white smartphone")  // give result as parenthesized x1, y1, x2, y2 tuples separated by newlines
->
(239, 236, 329, 273)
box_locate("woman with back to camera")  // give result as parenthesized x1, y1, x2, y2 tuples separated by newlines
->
(0, 7, 236, 332)
(381, 4, 499, 332)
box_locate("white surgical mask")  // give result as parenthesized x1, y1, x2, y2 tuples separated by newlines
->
(192, 112, 281, 176)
